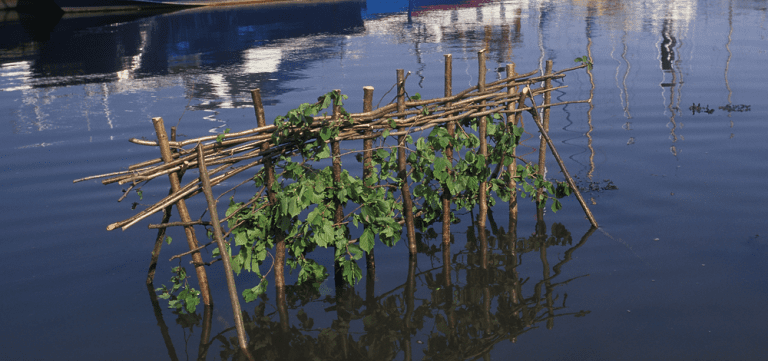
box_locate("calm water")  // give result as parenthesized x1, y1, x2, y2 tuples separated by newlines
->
(2, 0, 767, 359)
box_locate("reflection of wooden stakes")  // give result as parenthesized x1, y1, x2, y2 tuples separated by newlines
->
(147, 190, 172, 285)
(198, 305, 213, 360)
(146, 283, 180, 361)
(521, 86, 599, 228)
(152, 117, 212, 306)
(196, 144, 251, 358)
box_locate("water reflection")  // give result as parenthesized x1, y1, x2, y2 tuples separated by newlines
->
(148, 215, 595, 360)
(0, 1, 365, 95)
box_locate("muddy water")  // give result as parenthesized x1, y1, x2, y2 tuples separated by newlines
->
(1, 0, 767, 359)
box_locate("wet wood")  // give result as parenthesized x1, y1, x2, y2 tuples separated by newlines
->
(331, 89, 346, 289)
(477, 49, 488, 228)
(253, 88, 288, 300)
(536, 60, 553, 213)
(442, 53, 453, 246)
(363, 86, 376, 277)
(397, 69, 417, 255)
(506, 63, 519, 225)
(196, 143, 250, 356)
(521, 86, 599, 227)
(152, 117, 212, 307)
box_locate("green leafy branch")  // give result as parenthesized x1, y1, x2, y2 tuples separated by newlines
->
(155, 266, 201, 314)
(574, 55, 593, 71)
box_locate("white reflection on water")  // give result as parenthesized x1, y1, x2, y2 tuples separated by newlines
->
(0, 60, 32, 92)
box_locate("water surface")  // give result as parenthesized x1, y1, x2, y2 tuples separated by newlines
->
(1, 0, 767, 359)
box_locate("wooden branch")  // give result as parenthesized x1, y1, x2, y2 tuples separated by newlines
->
(521, 86, 598, 228)
(169, 240, 216, 261)
(148, 220, 211, 229)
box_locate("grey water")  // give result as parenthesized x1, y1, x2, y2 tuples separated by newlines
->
(1, 0, 767, 359)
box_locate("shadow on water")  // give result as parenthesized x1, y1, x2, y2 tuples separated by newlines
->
(148, 211, 596, 360)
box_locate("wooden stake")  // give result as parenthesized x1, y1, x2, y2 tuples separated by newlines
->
(363, 86, 376, 278)
(506, 63, 519, 226)
(331, 89, 346, 289)
(147, 127, 177, 285)
(536, 60, 553, 213)
(521, 87, 598, 227)
(152, 117, 212, 307)
(397, 69, 417, 255)
(442, 54, 453, 246)
(196, 144, 251, 356)
(251, 88, 288, 308)
(477, 49, 488, 228)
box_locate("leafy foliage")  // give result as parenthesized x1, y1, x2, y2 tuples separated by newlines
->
(157, 90, 576, 309)
(156, 266, 200, 314)
(215, 128, 231, 144)
(574, 55, 593, 70)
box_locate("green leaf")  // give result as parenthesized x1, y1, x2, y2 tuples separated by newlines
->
(382, 130, 390, 138)
(243, 279, 268, 302)
(551, 199, 563, 212)
(360, 228, 374, 253)
(315, 145, 331, 159)
(388, 118, 397, 129)
(165, 236, 172, 245)
(136, 189, 143, 200)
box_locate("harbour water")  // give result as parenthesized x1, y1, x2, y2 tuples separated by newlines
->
(2, 0, 767, 359)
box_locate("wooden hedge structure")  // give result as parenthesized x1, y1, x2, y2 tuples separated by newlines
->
(76, 50, 597, 355)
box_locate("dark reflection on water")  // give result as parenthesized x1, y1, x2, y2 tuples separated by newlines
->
(147, 213, 595, 360)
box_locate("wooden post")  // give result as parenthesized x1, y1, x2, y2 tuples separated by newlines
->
(330, 89, 346, 289)
(506, 63, 519, 227)
(196, 144, 251, 356)
(363, 86, 376, 281)
(397, 69, 417, 256)
(146, 128, 180, 285)
(250, 88, 288, 329)
(152, 117, 212, 307)
(477, 49, 488, 229)
(442, 54, 453, 291)
(441, 54, 453, 246)
(522, 86, 599, 227)
(536, 60, 553, 214)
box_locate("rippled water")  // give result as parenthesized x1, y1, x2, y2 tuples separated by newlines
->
(2, 0, 767, 359)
